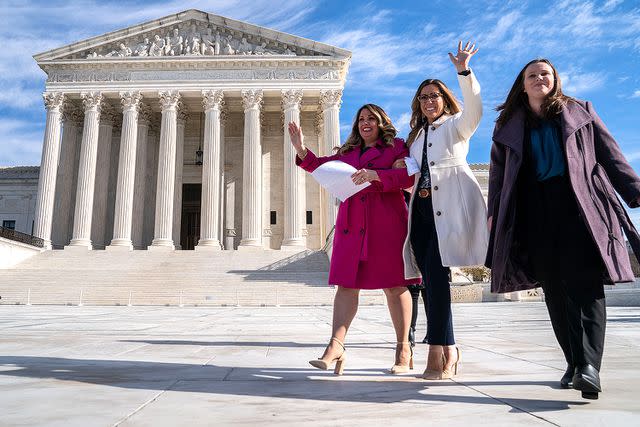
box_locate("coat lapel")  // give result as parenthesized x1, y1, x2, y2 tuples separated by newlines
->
(493, 109, 525, 154)
(559, 100, 593, 144)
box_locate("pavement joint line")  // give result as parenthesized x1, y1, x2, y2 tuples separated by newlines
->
(114, 343, 150, 357)
(112, 378, 181, 427)
(462, 343, 564, 372)
(452, 378, 562, 426)
(222, 367, 235, 381)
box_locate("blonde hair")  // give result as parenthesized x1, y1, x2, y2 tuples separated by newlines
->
(406, 79, 461, 147)
(337, 104, 397, 155)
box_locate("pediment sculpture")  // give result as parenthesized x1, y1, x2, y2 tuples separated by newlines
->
(85, 20, 313, 59)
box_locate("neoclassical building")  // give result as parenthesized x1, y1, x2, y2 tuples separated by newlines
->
(32, 9, 351, 251)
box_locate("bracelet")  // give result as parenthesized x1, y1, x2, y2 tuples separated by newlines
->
(457, 69, 471, 76)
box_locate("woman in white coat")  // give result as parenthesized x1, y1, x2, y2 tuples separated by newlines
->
(395, 41, 488, 379)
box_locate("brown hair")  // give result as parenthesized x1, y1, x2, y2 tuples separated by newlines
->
(337, 104, 397, 155)
(495, 58, 574, 129)
(406, 79, 462, 147)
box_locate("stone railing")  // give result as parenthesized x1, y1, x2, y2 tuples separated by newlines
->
(0, 227, 44, 248)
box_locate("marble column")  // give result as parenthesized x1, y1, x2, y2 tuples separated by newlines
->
(239, 89, 263, 248)
(68, 92, 102, 249)
(196, 90, 224, 250)
(131, 103, 152, 249)
(172, 103, 188, 249)
(281, 89, 306, 250)
(314, 110, 329, 244)
(90, 102, 116, 249)
(52, 102, 82, 248)
(33, 92, 65, 249)
(219, 110, 228, 249)
(320, 89, 342, 235)
(109, 91, 142, 249)
(150, 91, 180, 249)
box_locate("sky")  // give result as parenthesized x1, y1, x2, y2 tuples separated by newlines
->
(1, 0, 639, 225)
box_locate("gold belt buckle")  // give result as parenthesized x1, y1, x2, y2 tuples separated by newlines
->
(418, 188, 430, 198)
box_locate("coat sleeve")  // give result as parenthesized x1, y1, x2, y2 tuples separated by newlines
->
(451, 69, 483, 141)
(295, 148, 340, 173)
(369, 139, 415, 192)
(487, 140, 506, 220)
(588, 102, 640, 208)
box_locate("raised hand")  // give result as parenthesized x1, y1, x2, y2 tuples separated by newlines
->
(448, 40, 478, 73)
(287, 122, 307, 159)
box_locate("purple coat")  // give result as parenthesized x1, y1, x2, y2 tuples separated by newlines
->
(486, 100, 640, 293)
(297, 138, 420, 289)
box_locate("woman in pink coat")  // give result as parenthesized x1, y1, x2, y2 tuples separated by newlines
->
(289, 104, 420, 375)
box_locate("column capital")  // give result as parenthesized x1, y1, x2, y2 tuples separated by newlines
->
(202, 90, 225, 111)
(319, 89, 342, 110)
(43, 92, 65, 112)
(81, 92, 103, 112)
(176, 101, 189, 124)
(314, 110, 324, 136)
(99, 102, 117, 125)
(158, 90, 181, 111)
(281, 89, 303, 111)
(220, 109, 229, 126)
(138, 103, 153, 125)
(119, 91, 143, 112)
(241, 89, 263, 111)
(62, 101, 84, 124)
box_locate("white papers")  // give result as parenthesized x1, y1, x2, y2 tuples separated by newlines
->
(310, 160, 370, 202)
(404, 157, 420, 176)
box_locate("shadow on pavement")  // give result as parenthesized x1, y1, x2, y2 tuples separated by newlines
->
(0, 356, 586, 412)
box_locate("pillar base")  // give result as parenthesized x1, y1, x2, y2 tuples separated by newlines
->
(280, 244, 307, 252)
(106, 241, 133, 251)
(66, 239, 93, 250)
(237, 244, 265, 252)
(196, 239, 222, 250)
(148, 238, 175, 250)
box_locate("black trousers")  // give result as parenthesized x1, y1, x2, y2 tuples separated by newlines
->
(542, 279, 606, 371)
(408, 285, 428, 333)
(410, 196, 454, 346)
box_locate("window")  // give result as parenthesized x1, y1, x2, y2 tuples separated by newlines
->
(2, 220, 16, 230)
(270, 211, 277, 225)
(306, 211, 313, 225)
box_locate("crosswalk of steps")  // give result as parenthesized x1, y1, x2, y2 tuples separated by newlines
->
(0, 249, 389, 306)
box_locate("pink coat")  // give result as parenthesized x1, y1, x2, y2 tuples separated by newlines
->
(297, 138, 420, 289)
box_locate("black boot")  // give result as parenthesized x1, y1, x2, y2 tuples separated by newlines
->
(572, 364, 601, 399)
(408, 327, 416, 347)
(560, 365, 574, 389)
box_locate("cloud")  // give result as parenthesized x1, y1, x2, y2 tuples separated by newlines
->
(632, 90, 640, 98)
(560, 70, 606, 96)
(0, 118, 44, 166)
(394, 112, 411, 137)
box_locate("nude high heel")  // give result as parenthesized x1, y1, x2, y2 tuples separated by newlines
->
(309, 337, 346, 375)
(423, 346, 460, 380)
(390, 342, 414, 374)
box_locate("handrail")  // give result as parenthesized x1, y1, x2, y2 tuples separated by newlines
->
(0, 226, 44, 248)
(321, 225, 335, 253)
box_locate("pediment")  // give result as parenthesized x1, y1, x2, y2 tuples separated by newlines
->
(34, 9, 350, 62)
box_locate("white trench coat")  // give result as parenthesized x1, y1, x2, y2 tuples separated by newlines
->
(403, 71, 489, 279)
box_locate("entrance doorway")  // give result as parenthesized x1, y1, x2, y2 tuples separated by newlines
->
(181, 184, 201, 250)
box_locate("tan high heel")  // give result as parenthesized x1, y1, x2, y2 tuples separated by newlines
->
(309, 337, 346, 375)
(423, 346, 460, 380)
(390, 342, 414, 374)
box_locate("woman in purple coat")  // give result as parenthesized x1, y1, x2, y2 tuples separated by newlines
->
(487, 58, 640, 400)
(289, 104, 420, 375)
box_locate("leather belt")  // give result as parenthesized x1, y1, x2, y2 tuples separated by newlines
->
(417, 188, 430, 198)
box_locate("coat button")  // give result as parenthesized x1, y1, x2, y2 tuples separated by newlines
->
(367, 162, 373, 167)
(434, 186, 438, 190)
(360, 196, 365, 202)
(343, 229, 348, 234)
(430, 161, 435, 166)
(360, 229, 365, 235)
(428, 143, 432, 147)
(431, 126, 436, 131)
(436, 211, 442, 216)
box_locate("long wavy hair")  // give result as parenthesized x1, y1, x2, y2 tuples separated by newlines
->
(337, 104, 397, 155)
(406, 79, 461, 147)
(495, 58, 574, 129)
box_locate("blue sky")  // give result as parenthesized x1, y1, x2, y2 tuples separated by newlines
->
(1, 0, 640, 225)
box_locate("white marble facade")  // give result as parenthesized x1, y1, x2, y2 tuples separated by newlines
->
(31, 9, 351, 251)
